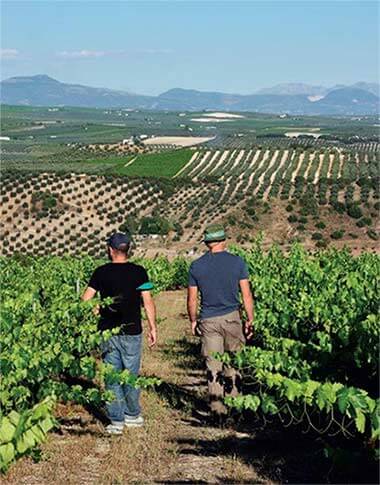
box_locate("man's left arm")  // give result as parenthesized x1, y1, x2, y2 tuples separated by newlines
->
(141, 291, 157, 348)
(239, 279, 254, 339)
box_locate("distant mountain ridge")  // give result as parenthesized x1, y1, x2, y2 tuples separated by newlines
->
(1, 75, 379, 115)
(254, 82, 379, 97)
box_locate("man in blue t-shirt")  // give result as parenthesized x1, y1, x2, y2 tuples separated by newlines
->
(187, 224, 254, 416)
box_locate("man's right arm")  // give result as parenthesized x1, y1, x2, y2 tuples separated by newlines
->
(187, 286, 198, 335)
(82, 268, 99, 313)
(82, 287, 96, 301)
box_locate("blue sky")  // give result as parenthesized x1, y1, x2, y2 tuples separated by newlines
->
(1, 1, 378, 94)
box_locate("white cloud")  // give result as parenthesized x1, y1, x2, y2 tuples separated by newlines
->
(57, 50, 106, 59)
(0, 49, 19, 60)
(56, 48, 173, 60)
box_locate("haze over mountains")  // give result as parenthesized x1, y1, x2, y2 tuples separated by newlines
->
(1, 75, 379, 115)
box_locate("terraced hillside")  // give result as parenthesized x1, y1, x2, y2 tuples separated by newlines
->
(1, 145, 379, 256)
(171, 147, 379, 199)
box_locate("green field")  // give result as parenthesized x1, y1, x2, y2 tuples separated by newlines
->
(119, 149, 193, 177)
(2, 104, 379, 164)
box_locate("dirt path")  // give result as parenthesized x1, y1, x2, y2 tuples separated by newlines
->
(326, 153, 335, 178)
(6, 291, 267, 484)
(263, 149, 289, 199)
(313, 153, 324, 184)
(195, 150, 220, 179)
(124, 156, 136, 168)
(303, 151, 315, 179)
(291, 152, 305, 182)
(188, 151, 211, 178)
(243, 149, 261, 179)
(246, 149, 269, 191)
(254, 150, 279, 195)
(173, 151, 199, 178)
(337, 152, 345, 178)
(221, 149, 245, 179)
(207, 149, 230, 176)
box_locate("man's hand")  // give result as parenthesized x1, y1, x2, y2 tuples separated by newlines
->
(190, 320, 198, 336)
(148, 326, 157, 348)
(244, 320, 254, 340)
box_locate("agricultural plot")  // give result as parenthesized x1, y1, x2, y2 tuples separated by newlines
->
(120, 149, 194, 177)
(1, 106, 379, 481)
(0, 247, 379, 479)
(173, 147, 380, 204)
(0, 172, 165, 257)
(2, 105, 379, 167)
(1, 144, 379, 255)
(1, 106, 379, 253)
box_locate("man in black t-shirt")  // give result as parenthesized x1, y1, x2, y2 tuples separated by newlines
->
(82, 232, 157, 435)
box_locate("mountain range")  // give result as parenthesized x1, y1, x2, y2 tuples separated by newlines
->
(1, 75, 379, 115)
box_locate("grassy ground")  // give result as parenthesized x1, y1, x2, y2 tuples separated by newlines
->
(120, 149, 194, 177)
(4, 291, 378, 484)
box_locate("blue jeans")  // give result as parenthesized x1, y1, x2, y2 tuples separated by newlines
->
(101, 333, 142, 423)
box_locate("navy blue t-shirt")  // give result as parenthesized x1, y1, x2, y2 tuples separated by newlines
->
(188, 251, 249, 319)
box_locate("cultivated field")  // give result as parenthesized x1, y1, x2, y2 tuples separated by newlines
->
(2, 251, 379, 483)
(142, 136, 214, 147)
(1, 105, 379, 253)
(1, 104, 379, 482)
(1, 144, 379, 257)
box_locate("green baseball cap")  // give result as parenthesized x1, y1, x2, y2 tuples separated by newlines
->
(203, 224, 226, 242)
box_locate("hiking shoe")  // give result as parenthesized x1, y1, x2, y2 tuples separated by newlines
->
(105, 422, 124, 435)
(124, 415, 144, 427)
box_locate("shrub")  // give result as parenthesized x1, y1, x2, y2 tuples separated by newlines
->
(346, 204, 363, 219)
(315, 221, 326, 230)
(139, 216, 172, 235)
(315, 239, 328, 248)
(367, 230, 379, 241)
(361, 217, 372, 226)
(311, 232, 323, 241)
(285, 204, 293, 212)
(332, 202, 346, 214)
(288, 215, 298, 223)
(331, 230, 345, 240)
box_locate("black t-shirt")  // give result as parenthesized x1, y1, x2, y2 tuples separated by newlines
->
(88, 262, 152, 335)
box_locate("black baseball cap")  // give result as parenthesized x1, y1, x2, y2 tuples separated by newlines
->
(107, 232, 131, 249)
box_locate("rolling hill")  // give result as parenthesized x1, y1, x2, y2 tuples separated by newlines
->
(1, 75, 379, 115)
